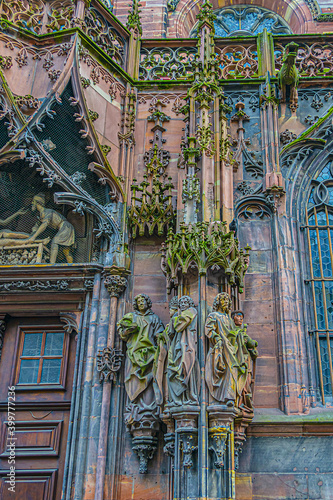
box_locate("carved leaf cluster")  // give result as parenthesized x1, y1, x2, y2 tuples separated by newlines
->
(161, 222, 250, 293)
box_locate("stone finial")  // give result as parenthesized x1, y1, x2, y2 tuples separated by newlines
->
(127, 0, 142, 36)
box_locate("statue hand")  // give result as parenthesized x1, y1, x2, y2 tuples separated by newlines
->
(215, 339, 223, 350)
(18, 208, 28, 215)
(158, 332, 167, 344)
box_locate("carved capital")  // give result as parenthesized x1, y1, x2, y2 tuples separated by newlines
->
(163, 432, 175, 458)
(209, 426, 229, 468)
(103, 274, 127, 297)
(96, 346, 123, 382)
(132, 436, 158, 474)
(60, 312, 79, 334)
(180, 433, 197, 469)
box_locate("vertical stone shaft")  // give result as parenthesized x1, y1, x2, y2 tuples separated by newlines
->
(94, 274, 127, 500)
(73, 273, 102, 500)
(62, 293, 90, 499)
(198, 274, 208, 499)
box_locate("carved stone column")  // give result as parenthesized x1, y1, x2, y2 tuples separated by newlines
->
(94, 270, 128, 500)
(172, 407, 200, 500)
(208, 404, 238, 499)
(234, 409, 253, 470)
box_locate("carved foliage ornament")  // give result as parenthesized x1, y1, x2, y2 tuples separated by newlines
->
(104, 274, 127, 297)
(0, 0, 74, 35)
(97, 347, 123, 382)
(0, 280, 69, 292)
(129, 175, 175, 238)
(139, 47, 197, 82)
(161, 222, 250, 293)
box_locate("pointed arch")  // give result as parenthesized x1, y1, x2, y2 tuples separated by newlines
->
(167, 0, 315, 38)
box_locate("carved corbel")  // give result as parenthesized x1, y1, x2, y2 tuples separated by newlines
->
(262, 172, 286, 212)
(60, 312, 79, 335)
(96, 346, 123, 382)
(234, 409, 253, 470)
(132, 436, 158, 474)
(161, 414, 175, 460)
(180, 433, 197, 469)
(103, 274, 127, 297)
(207, 404, 238, 469)
(209, 426, 230, 468)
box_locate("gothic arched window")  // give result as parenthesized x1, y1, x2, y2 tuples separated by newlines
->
(306, 161, 333, 402)
(190, 5, 292, 38)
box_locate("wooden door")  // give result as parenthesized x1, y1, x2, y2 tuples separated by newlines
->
(0, 316, 76, 499)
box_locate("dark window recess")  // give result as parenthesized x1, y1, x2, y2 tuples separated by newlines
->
(17, 330, 65, 385)
(306, 160, 333, 403)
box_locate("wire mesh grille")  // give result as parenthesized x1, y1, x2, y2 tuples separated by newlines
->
(34, 82, 110, 206)
(0, 159, 92, 264)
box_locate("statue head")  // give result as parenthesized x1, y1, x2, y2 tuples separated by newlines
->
(32, 193, 45, 211)
(231, 310, 244, 327)
(178, 295, 195, 311)
(133, 293, 152, 314)
(213, 292, 232, 314)
(169, 297, 179, 318)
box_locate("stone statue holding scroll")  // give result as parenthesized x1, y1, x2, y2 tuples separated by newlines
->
(153, 296, 179, 407)
(117, 293, 164, 427)
(167, 295, 199, 407)
(205, 292, 240, 403)
(231, 310, 258, 411)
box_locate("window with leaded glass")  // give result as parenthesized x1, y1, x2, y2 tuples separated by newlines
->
(16, 328, 67, 387)
(190, 5, 291, 38)
(306, 161, 333, 402)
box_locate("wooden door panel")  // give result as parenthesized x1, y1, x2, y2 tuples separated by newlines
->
(0, 316, 76, 500)
(0, 469, 57, 500)
(1, 420, 63, 457)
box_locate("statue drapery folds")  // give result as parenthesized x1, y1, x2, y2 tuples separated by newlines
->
(0, 192, 76, 263)
(117, 293, 164, 427)
(166, 295, 200, 407)
(205, 293, 258, 407)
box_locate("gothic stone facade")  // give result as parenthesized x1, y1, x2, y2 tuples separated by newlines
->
(0, 0, 332, 499)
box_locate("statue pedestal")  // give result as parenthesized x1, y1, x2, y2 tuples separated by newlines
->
(207, 404, 239, 499)
(165, 406, 200, 500)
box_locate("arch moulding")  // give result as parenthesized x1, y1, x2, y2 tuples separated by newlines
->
(167, 0, 315, 38)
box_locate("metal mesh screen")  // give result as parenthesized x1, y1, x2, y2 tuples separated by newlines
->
(34, 82, 110, 206)
(0, 159, 92, 265)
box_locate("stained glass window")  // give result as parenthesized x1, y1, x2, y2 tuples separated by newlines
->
(191, 6, 292, 38)
(306, 161, 333, 401)
(17, 329, 65, 385)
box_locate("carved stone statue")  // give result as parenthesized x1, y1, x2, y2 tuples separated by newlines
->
(0, 194, 75, 264)
(154, 296, 178, 407)
(25, 193, 75, 263)
(0, 208, 31, 246)
(231, 310, 258, 411)
(167, 295, 199, 407)
(205, 292, 240, 403)
(117, 293, 164, 428)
